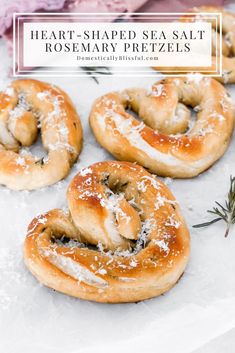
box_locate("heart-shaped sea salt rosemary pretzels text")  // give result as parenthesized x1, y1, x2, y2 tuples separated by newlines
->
(24, 161, 190, 303)
(90, 77, 234, 178)
(0, 79, 82, 190)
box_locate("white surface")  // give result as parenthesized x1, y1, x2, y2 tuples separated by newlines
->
(193, 327, 235, 352)
(0, 35, 235, 353)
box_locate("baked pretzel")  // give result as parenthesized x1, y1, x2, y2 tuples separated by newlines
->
(153, 7, 235, 84)
(0, 79, 83, 190)
(90, 77, 234, 178)
(194, 6, 235, 84)
(24, 161, 190, 303)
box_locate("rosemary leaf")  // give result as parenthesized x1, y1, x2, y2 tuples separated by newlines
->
(80, 66, 111, 83)
(193, 176, 235, 237)
(193, 217, 222, 228)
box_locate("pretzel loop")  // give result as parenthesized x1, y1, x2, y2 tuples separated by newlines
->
(24, 161, 190, 303)
(153, 7, 235, 84)
(195, 6, 235, 84)
(0, 79, 83, 190)
(90, 77, 234, 178)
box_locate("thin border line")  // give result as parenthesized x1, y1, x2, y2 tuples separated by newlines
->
(14, 12, 221, 76)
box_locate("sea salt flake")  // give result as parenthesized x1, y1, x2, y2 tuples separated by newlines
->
(37, 91, 51, 101)
(186, 73, 204, 84)
(37, 217, 47, 225)
(96, 268, 107, 275)
(153, 239, 170, 254)
(79, 167, 92, 176)
(5, 87, 14, 97)
(165, 217, 181, 229)
(154, 193, 177, 210)
(137, 175, 160, 192)
(16, 156, 26, 166)
(210, 112, 225, 122)
(130, 259, 138, 267)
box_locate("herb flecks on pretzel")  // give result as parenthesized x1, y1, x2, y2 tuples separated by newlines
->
(90, 77, 234, 178)
(0, 79, 83, 190)
(194, 6, 235, 84)
(24, 161, 190, 303)
(153, 7, 235, 84)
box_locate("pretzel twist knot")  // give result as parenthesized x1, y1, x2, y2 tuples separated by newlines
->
(0, 79, 83, 190)
(90, 77, 234, 178)
(153, 7, 235, 84)
(24, 161, 190, 303)
(193, 6, 235, 84)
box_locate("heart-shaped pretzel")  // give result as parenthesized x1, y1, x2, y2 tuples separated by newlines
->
(90, 77, 234, 178)
(193, 6, 235, 84)
(153, 7, 235, 84)
(0, 79, 83, 190)
(24, 161, 190, 303)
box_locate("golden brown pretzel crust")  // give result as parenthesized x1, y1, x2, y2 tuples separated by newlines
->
(153, 6, 235, 83)
(89, 77, 234, 178)
(24, 161, 190, 303)
(0, 79, 83, 190)
(194, 6, 235, 84)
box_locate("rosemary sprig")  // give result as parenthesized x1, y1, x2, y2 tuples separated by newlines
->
(193, 176, 235, 237)
(80, 66, 110, 83)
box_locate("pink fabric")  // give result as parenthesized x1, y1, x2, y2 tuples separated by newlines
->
(138, 0, 225, 12)
(0, 0, 149, 37)
(0, 0, 66, 36)
(64, 0, 148, 13)
(1, 0, 149, 52)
